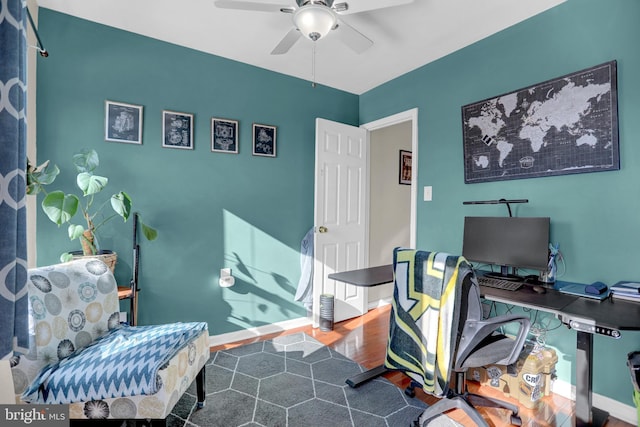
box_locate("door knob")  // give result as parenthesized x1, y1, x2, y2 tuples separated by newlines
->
(318, 226, 328, 233)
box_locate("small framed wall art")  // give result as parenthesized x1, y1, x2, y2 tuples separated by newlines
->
(162, 110, 194, 150)
(252, 123, 277, 157)
(105, 100, 143, 144)
(399, 150, 412, 185)
(211, 117, 239, 154)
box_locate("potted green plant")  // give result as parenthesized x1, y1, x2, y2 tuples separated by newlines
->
(27, 148, 157, 266)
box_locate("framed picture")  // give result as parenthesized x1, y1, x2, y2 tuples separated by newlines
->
(399, 150, 412, 185)
(105, 100, 143, 144)
(252, 123, 277, 157)
(461, 60, 618, 183)
(211, 118, 239, 154)
(162, 110, 194, 150)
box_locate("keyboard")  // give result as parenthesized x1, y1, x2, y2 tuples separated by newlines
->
(477, 276, 523, 291)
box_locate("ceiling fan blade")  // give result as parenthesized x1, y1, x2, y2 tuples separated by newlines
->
(339, 0, 413, 14)
(214, 0, 290, 13)
(335, 19, 373, 54)
(271, 28, 302, 55)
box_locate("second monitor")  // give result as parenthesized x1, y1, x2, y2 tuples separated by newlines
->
(462, 216, 550, 281)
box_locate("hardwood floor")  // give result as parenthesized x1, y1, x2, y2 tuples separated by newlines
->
(210, 305, 633, 427)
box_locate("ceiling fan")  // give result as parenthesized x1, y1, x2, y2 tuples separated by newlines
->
(214, 0, 413, 55)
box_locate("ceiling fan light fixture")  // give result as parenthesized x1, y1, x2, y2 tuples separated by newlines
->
(293, 4, 337, 41)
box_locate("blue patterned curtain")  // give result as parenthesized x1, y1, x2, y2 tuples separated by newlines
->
(0, 0, 29, 359)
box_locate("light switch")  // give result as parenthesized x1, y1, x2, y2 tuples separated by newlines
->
(423, 186, 432, 201)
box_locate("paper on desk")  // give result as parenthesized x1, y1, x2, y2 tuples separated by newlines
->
(611, 281, 640, 294)
(558, 283, 610, 300)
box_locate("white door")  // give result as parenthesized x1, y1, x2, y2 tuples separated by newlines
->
(312, 118, 369, 327)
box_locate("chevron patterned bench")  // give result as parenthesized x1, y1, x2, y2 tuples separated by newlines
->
(11, 258, 208, 423)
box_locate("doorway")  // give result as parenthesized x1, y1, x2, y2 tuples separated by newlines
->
(362, 108, 418, 307)
(311, 109, 418, 326)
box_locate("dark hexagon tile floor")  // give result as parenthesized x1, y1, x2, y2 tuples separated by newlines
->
(169, 332, 428, 427)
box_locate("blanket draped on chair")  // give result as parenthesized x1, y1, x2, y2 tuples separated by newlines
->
(22, 322, 207, 404)
(384, 248, 470, 397)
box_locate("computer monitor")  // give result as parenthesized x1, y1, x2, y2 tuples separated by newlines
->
(462, 216, 550, 281)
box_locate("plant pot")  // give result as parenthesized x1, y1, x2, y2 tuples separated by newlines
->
(70, 250, 117, 273)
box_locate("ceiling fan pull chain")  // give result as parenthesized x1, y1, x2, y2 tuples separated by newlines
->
(312, 42, 317, 88)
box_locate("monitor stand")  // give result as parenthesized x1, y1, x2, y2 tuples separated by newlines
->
(483, 265, 522, 282)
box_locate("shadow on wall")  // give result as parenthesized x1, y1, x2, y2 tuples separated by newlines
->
(221, 210, 308, 330)
(220, 251, 306, 330)
(230, 251, 296, 294)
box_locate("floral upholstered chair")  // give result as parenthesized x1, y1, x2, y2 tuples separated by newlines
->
(11, 258, 209, 422)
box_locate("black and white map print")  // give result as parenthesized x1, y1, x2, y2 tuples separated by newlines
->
(462, 61, 619, 184)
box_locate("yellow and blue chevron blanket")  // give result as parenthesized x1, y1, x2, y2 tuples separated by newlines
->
(384, 248, 471, 397)
(22, 322, 207, 404)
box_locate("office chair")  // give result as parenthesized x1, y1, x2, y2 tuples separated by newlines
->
(385, 248, 531, 426)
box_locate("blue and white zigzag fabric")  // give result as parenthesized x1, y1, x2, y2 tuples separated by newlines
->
(22, 322, 207, 404)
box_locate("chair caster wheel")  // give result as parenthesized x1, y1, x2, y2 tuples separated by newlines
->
(197, 401, 205, 409)
(404, 387, 416, 398)
(510, 414, 522, 425)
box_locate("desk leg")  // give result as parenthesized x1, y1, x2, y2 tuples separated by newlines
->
(575, 331, 608, 427)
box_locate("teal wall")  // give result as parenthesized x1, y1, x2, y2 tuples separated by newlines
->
(360, 0, 639, 407)
(35, 0, 640, 409)
(35, 10, 358, 334)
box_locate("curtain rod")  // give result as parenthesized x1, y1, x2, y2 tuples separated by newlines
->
(26, 7, 48, 57)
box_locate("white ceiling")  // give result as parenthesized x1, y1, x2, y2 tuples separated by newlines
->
(36, 0, 565, 95)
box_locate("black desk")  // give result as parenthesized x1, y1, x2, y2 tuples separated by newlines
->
(556, 296, 640, 426)
(327, 265, 394, 387)
(327, 264, 393, 287)
(481, 283, 640, 426)
(329, 264, 640, 427)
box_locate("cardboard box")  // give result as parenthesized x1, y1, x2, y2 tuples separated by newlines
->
(469, 342, 558, 410)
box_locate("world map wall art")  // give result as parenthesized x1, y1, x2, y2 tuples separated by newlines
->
(461, 60, 619, 184)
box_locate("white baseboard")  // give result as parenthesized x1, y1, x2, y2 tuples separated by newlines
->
(368, 298, 391, 310)
(551, 379, 638, 425)
(208, 316, 312, 348)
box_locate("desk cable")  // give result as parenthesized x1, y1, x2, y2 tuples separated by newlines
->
(484, 300, 564, 347)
